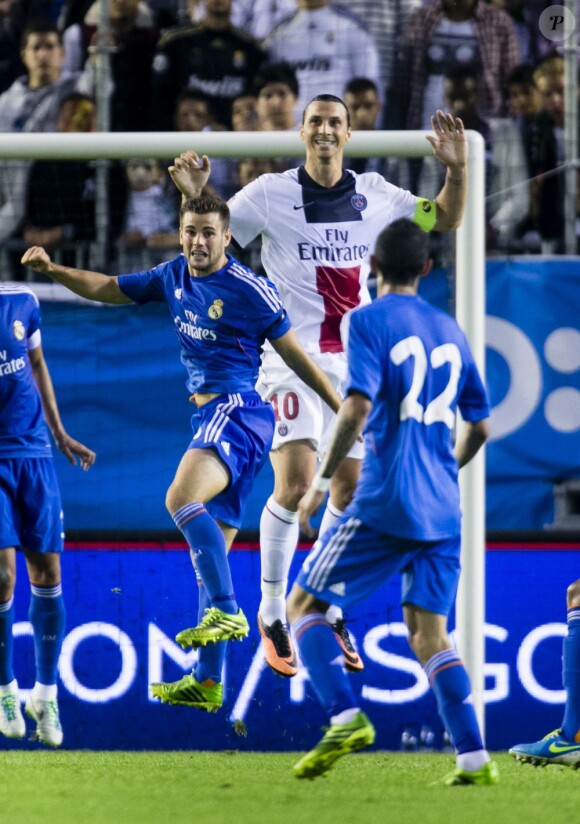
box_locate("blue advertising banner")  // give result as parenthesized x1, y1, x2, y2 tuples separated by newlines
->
(4, 545, 578, 752)
(35, 257, 580, 533)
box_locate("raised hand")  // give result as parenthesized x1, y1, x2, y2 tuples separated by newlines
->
(168, 151, 211, 198)
(21, 246, 51, 275)
(426, 110, 467, 171)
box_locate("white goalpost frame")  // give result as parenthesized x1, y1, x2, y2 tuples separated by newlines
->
(0, 129, 487, 731)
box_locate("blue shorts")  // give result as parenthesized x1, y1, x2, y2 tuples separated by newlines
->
(296, 516, 461, 617)
(188, 391, 275, 529)
(0, 457, 64, 553)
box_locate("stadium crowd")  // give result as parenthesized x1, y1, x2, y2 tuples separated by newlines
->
(0, 0, 575, 279)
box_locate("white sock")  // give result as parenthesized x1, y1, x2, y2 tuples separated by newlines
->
(325, 604, 343, 624)
(319, 502, 345, 626)
(0, 678, 18, 694)
(318, 499, 343, 539)
(456, 749, 490, 772)
(330, 707, 360, 725)
(31, 682, 57, 701)
(259, 496, 299, 624)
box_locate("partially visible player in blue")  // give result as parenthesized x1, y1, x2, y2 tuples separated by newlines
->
(21, 193, 342, 714)
(510, 579, 580, 768)
(287, 218, 498, 785)
(0, 283, 95, 748)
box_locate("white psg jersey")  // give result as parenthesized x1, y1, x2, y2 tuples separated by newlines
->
(228, 166, 430, 354)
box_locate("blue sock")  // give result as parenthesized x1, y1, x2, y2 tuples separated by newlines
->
(29, 584, 66, 685)
(293, 613, 358, 718)
(173, 503, 237, 615)
(425, 649, 484, 754)
(194, 580, 226, 684)
(562, 607, 580, 742)
(0, 597, 15, 685)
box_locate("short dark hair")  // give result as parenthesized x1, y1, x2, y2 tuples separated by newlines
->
(374, 219, 429, 284)
(507, 64, 536, 88)
(175, 89, 214, 112)
(21, 19, 61, 49)
(253, 62, 299, 98)
(302, 94, 351, 128)
(343, 77, 379, 97)
(180, 194, 230, 228)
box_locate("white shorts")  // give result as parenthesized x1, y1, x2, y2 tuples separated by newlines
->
(256, 349, 365, 459)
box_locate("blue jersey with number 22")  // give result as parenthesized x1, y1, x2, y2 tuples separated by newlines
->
(345, 293, 489, 540)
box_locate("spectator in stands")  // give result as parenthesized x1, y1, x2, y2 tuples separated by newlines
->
(0, 19, 84, 133)
(505, 64, 542, 252)
(61, 0, 160, 131)
(0, 0, 35, 95)
(393, 0, 521, 133)
(445, 66, 529, 252)
(228, 0, 296, 41)
(264, 0, 382, 116)
(526, 57, 566, 254)
(347, 0, 421, 123)
(231, 91, 259, 131)
(149, 0, 266, 130)
(12, 93, 127, 279)
(0, 19, 88, 276)
(490, 0, 540, 66)
(343, 77, 389, 177)
(117, 157, 179, 270)
(253, 61, 301, 172)
(254, 62, 299, 132)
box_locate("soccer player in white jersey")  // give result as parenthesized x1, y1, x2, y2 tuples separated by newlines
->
(21, 194, 342, 714)
(0, 284, 95, 747)
(288, 218, 496, 785)
(169, 94, 467, 678)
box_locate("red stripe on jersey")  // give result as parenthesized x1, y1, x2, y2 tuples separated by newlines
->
(316, 265, 361, 353)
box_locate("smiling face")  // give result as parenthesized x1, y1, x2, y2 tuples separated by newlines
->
(180, 211, 231, 277)
(300, 99, 351, 164)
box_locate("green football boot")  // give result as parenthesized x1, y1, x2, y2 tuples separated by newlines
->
(293, 711, 376, 779)
(441, 760, 499, 786)
(175, 607, 249, 649)
(150, 674, 223, 712)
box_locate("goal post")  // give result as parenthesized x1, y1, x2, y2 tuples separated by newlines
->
(0, 128, 487, 731)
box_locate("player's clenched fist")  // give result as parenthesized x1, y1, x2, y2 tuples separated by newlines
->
(21, 246, 51, 275)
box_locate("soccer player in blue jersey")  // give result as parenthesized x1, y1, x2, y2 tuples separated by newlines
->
(510, 579, 580, 768)
(21, 193, 342, 713)
(0, 284, 95, 747)
(286, 218, 498, 785)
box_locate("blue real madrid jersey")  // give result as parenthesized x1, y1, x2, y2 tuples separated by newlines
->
(345, 294, 489, 541)
(0, 285, 52, 457)
(118, 254, 292, 394)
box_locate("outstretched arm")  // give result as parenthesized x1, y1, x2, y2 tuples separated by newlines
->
(297, 392, 371, 526)
(29, 344, 96, 470)
(21, 246, 131, 304)
(169, 151, 212, 202)
(426, 110, 468, 232)
(270, 329, 342, 414)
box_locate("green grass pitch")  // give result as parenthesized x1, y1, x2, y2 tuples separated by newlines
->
(1, 751, 578, 824)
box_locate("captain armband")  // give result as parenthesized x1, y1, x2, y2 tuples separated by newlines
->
(413, 198, 437, 232)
